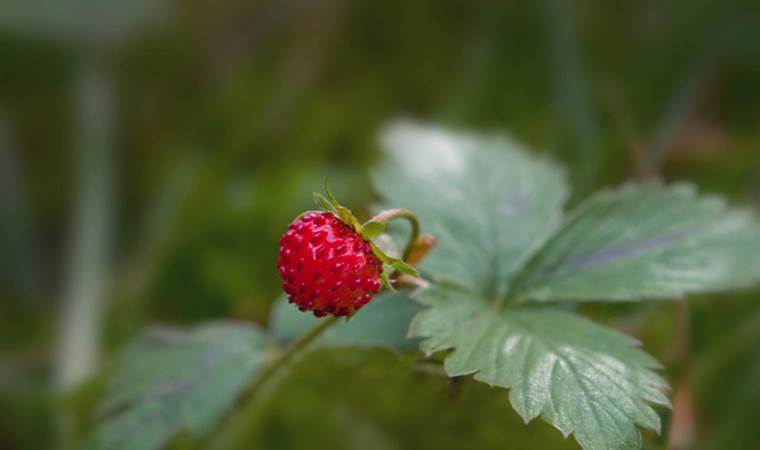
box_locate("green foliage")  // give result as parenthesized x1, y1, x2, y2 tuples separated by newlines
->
(82, 122, 760, 450)
(81, 322, 270, 450)
(695, 301, 760, 450)
(373, 121, 568, 299)
(373, 122, 760, 449)
(514, 184, 760, 302)
(410, 285, 669, 450)
(255, 348, 579, 450)
(5, 2, 760, 449)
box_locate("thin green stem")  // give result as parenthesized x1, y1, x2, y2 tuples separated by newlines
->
(257, 315, 339, 384)
(205, 316, 339, 450)
(370, 208, 420, 260)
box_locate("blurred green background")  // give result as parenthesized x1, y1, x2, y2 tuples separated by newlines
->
(1, 0, 759, 449)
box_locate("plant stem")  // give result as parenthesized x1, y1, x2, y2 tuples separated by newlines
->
(256, 315, 339, 385)
(56, 57, 114, 391)
(205, 316, 339, 450)
(370, 208, 420, 260)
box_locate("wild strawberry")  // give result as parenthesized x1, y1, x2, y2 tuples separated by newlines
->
(277, 211, 383, 317)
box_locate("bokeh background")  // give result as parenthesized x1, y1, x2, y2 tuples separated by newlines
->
(1, 1, 760, 449)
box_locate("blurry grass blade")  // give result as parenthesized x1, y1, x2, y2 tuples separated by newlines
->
(541, 0, 599, 192)
(55, 61, 114, 391)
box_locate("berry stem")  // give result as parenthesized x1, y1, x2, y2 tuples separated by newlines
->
(369, 208, 420, 260)
(265, 315, 339, 376)
(205, 316, 339, 449)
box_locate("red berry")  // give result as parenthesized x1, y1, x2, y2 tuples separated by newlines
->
(277, 211, 383, 317)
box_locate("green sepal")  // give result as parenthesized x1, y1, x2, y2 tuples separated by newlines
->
(321, 180, 416, 278)
(313, 192, 337, 213)
(324, 180, 341, 208)
(390, 259, 419, 276)
(359, 220, 386, 240)
(322, 181, 362, 231)
(371, 242, 420, 277)
(338, 206, 362, 231)
(380, 270, 396, 292)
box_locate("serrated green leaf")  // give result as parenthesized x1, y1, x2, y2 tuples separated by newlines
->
(514, 183, 760, 302)
(370, 122, 696, 449)
(270, 292, 422, 352)
(410, 284, 670, 450)
(373, 121, 568, 299)
(359, 220, 386, 240)
(81, 322, 269, 450)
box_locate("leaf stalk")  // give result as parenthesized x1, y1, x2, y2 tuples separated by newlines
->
(205, 316, 339, 449)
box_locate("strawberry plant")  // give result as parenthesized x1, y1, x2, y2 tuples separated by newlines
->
(82, 121, 760, 450)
